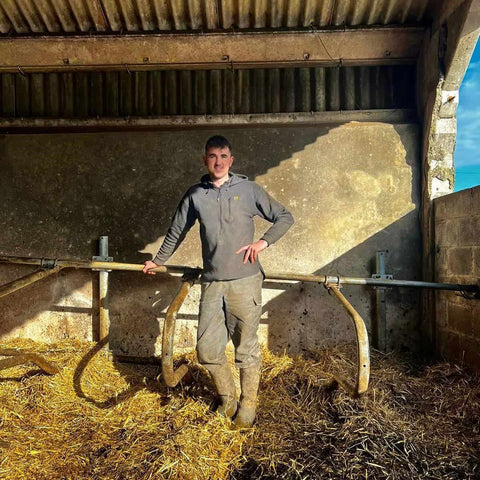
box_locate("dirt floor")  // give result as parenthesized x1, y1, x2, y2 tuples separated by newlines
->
(0, 339, 479, 480)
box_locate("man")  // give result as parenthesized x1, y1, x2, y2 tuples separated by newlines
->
(143, 135, 293, 427)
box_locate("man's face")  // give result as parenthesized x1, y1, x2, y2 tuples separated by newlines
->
(203, 146, 234, 181)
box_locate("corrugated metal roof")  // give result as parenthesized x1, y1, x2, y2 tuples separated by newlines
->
(0, 0, 437, 34)
(0, 65, 416, 117)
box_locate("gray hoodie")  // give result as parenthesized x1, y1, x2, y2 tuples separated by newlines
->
(154, 172, 294, 281)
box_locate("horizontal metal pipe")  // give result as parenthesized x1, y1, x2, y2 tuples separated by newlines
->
(0, 256, 189, 274)
(0, 255, 478, 293)
(0, 256, 43, 266)
(0, 266, 64, 298)
(338, 277, 479, 292)
(258, 273, 479, 292)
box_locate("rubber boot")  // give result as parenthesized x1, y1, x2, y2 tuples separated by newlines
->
(207, 364, 238, 418)
(233, 366, 261, 428)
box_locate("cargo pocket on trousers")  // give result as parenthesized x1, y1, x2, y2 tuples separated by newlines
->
(253, 291, 262, 307)
(200, 282, 214, 302)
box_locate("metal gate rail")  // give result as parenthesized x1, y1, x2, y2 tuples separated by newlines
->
(326, 285, 370, 397)
(1, 254, 478, 292)
(0, 254, 478, 397)
(162, 274, 199, 387)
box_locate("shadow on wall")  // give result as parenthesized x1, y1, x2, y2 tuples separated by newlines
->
(0, 123, 421, 356)
(261, 210, 422, 355)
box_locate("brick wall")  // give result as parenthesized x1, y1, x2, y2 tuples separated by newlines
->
(434, 186, 480, 370)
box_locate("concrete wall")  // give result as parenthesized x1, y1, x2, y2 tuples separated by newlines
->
(434, 186, 480, 370)
(416, 0, 480, 352)
(0, 122, 421, 356)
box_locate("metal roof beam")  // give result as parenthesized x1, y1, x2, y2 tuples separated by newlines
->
(0, 27, 424, 72)
(0, 110, 417, 133)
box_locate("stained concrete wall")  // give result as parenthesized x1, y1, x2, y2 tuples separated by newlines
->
(0, 122, 421, 356)
(434, 186, 480, 370)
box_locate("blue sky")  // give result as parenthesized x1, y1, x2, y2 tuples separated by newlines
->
(454, 39, 480, 191)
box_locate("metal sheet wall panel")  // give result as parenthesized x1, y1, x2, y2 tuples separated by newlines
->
(0, 65, 416, 118)
(0, 0, 434, 34)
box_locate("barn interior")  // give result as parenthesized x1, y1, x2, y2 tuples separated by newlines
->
(0, 1, 479, 479)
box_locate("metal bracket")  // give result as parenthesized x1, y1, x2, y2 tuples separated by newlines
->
(460, 279, 480, 300)
(324, 282, 342, 296)
(92, 255, 113, 271)
(325, 275, 341, 287)
(458, 290, 480, 300)
(372, 251, 393, 282)
(40, 257, 58, 269)
(372, 273, 393, 280)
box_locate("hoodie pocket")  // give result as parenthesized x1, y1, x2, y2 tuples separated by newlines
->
(227, 195, 239, 222)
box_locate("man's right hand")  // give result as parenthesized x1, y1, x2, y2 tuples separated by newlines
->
(142, 260, 160, 275)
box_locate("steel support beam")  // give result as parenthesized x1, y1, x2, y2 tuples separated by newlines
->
(374, 251, 390, 352)
(0, 110, 418, 134)
(0, 27, 424, 73)
(96, 236, 110, 345)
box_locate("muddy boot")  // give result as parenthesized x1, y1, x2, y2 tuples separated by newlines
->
(233, 366, 261, 428)
(207, 364, 238, 418)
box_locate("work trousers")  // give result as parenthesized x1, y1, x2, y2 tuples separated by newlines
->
(196, 271, 263, 369)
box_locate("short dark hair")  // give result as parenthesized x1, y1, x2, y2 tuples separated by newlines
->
(205, 135, 232, 154)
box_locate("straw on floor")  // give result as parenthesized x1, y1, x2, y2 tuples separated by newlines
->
(0, 338, 479, 480)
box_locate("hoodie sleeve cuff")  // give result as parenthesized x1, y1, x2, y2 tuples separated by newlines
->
(260, 233, 276, 245)
(153, 254, 167, 265)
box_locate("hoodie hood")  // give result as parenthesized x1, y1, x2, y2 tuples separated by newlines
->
(201, 172, 248, 187)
